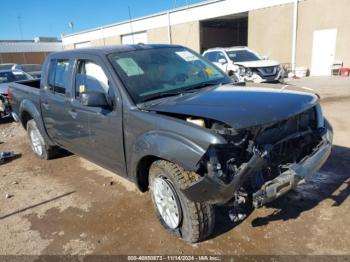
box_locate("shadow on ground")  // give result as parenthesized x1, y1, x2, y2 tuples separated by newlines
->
(0, 153, 22, 165)
(212, 145, 350, 237)
(0, 191, 76, 220)
(0, 116, 13, 125)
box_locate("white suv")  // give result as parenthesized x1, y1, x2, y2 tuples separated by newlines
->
(203, 47, 284, 83)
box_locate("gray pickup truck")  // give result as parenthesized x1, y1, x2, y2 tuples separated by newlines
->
(8, 44, 332, 243)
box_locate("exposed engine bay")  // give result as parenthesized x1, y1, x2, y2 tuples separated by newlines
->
(201, 106, 321, 190)
(161, 104, 330, 221)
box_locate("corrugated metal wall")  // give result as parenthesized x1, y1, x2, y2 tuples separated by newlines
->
(0, 52, 51, 64)
(0, 42, 63, 64)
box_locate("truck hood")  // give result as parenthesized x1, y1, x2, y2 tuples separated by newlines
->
(145, 84, 319, 130)
(234, 60, 280, 68)
(0, 83, 8, 95)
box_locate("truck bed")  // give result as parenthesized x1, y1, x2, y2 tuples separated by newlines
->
(8, 79, 41, 121)
(14, 79, 41, 89)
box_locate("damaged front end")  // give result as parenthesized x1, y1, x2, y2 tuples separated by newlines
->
(0, 94, 12, 119)
(182, 104, 333, 208)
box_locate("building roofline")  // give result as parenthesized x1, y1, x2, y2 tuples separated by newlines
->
(63, 0, 224, 38)
(0, 40, 62, 43)
(0, 40, 34, 43)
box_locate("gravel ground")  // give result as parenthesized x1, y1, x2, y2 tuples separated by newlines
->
(0, 76, 349, 255)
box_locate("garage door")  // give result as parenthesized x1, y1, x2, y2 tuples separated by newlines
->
(75, 41, 91, 49)
(121, 32, 147, 45)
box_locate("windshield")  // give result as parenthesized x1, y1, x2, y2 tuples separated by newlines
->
(109, 47, 230, 104)
(0, 71, 32, 84)
(227, 50, 261, 62)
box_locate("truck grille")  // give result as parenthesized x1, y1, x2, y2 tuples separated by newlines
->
(255, 107, 318, 145)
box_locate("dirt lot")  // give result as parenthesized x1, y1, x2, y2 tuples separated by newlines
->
(0, 76, 349, 255)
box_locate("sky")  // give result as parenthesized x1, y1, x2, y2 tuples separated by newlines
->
(0, 0, 205, 40)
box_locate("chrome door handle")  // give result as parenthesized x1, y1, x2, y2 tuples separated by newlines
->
(42, 101, 49, 110)
(68, 109, 78, 119)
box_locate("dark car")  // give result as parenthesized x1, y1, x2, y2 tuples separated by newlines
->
(13, 64, 42, 78)
(0, 69, 33, 118)
(8, 44, 332, 243)
(0, 63, 16, 70)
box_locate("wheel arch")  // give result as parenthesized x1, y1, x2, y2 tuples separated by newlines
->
(20, 110, 33, 129)
(136, 155, 161, 192)
(19, 99, 40, 129)
(130, 130, 208, 192)
(19, 99, 55, 146)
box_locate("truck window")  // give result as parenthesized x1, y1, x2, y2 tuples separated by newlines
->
(75, 60, 110, 98)
(48, 60, 56, 91)
(48, 59, 69, 95)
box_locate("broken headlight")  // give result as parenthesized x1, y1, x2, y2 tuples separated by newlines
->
(246, 68, 253, 77)
(186, 117, 205, 127)
(238, 66, 246, 76)
(315, 104, 324, 128)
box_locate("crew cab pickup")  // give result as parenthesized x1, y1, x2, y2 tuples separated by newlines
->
(8, 44, 333, 243)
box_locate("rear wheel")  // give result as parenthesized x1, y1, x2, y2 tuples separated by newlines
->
(26, 120, 58, 160)
(149, 160, 215, 243)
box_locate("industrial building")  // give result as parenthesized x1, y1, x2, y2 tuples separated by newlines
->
(62, 0, 350, 76)
(0, 37, 63, 64)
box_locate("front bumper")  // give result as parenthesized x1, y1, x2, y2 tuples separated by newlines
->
(238, 68, 284, 83)
(182, 126, 333, 206)
(252, 128, 332, 208)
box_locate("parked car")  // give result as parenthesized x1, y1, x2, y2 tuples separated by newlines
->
(203, 47, 284, 83)
(0, 69, 33, 118)
(8, 44, 332, 243)
(13, 64, 42, 78)
(0, 63, 16, 70)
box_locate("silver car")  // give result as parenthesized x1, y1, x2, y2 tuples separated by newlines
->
(0, 69, 33, 118)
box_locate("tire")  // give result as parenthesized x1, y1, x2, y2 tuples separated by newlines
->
(26, 120, 57, 160)
(149, 160, 215, 243)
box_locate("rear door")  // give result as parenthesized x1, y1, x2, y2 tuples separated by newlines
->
(41, 58, 75, 148)
(70, 54, 126, 174)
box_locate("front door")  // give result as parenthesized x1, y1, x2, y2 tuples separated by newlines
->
(311, 28, 337, 76)
(71, 55, 126, 174)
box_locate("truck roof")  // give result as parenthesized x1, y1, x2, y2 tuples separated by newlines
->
(53, 44, 184, 56)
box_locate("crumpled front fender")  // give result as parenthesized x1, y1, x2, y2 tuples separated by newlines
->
(129, 130, 209, 183)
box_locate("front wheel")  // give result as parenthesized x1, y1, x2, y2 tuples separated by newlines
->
(149, 160, 215, 243)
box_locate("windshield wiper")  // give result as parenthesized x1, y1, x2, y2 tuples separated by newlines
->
(140, 80, 229, 104)
(141, 91, 185, 103)
(184, 80, 227, 92)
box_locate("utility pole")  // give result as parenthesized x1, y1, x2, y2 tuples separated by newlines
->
(68, 21, 74, 33)
(168, 0, 177, 44)
(167, 11, 172, 44)
(128, 6, 135, 44)
(291, 0, 299, 73)
(17, 15, 23, 40)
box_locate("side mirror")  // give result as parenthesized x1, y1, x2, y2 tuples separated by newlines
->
(262, 55, 269, 60)
(81, 92, 109, 108)
(218, 58, 227, 64)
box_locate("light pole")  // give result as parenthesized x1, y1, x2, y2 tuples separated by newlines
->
(68, 21, 74, 33)
(291, 0, 299, 73)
